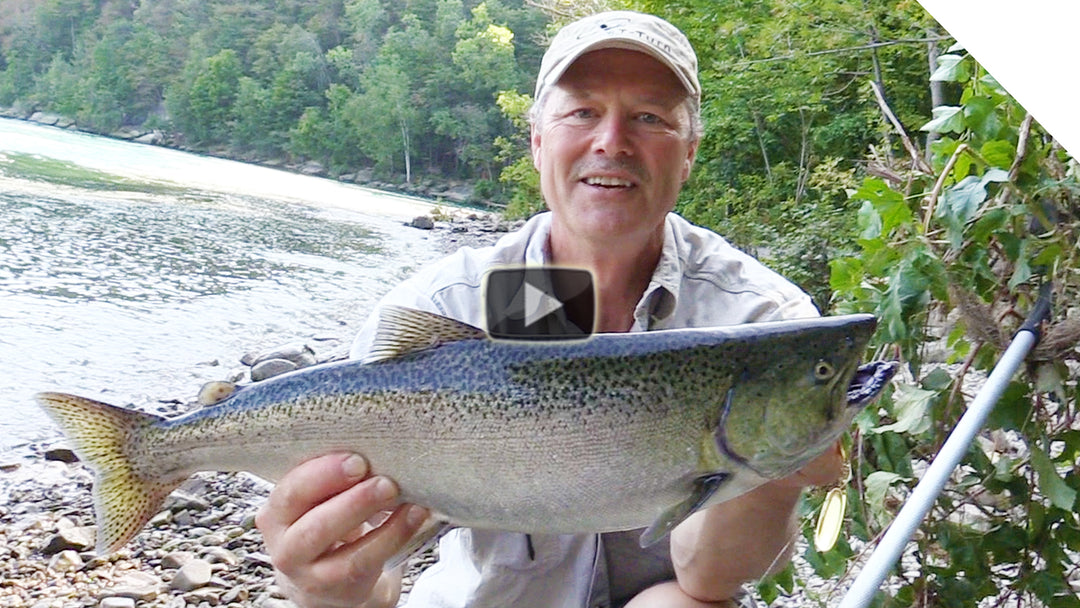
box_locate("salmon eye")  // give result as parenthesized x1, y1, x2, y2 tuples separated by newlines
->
(814, 361, 835, 381)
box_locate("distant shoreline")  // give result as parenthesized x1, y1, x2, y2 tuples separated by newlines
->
(0, 108, 500, 213)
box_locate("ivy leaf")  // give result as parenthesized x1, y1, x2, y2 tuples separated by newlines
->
(865, 471, 907, 523)
(829, 256, 864, 293)
(921, 367, 953, 391)
(940, 176, 989, 224)
(979, 71, 1008, 95)
(852, 178, 910, 234)
(936, 176, 985, 248)
(1029, 445, 1077, 511)
(981, 140, 1015, 169)
(981, 168, 1009, 184)
(1008, 250, 1032, 289)
(857, 199, 882, 240)
(963, 96, 1000, 140)
(921, 106, 965, 134)
(985, 381, 1033, 431)
(998, 230, 1022, 261)
(970, 207, 1008, 246)
(872, 383, 935, 435)
(930, 54, 971, 83)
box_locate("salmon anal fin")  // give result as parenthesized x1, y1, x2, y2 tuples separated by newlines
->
(386, 518, 453, 570)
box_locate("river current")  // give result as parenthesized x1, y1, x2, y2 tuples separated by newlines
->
(0, 118, 443, 458)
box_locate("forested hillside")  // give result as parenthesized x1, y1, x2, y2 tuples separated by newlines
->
(0, 0, 548, 188)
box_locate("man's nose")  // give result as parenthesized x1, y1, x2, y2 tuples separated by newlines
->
(591, 114, 633, 156)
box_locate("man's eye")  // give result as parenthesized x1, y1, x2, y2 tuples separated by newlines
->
(571, 109, 595, 119)
(638, 113, 662, 124)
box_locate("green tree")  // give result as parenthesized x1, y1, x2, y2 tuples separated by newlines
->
(289, 83, 368, 171)
(32, 0, 98, 62)
(34, 53, 85, 118)
(121, 24, 178, 124)
(452, 4, 517, 91)
(186, 49, 243, 143)
(494, 88, 542, 216)
(79, 22, 137, 131)
(231, 76, 276, 153)
(344, 0, 390, 66)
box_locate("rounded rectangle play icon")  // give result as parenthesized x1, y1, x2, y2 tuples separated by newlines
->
(483, 267, 595, 340)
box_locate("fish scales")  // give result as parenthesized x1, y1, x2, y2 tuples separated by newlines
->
(36, 306, 897, 554)
(141, 352, 710, 531)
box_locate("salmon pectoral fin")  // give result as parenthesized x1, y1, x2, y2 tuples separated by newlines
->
(386, 518, 453, 570)
(639, 472, 730, 548)
(35, 391, 181, 555)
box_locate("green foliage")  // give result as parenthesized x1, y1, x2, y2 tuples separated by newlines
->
(0, 0, 546, 188)
(760, 47, 1080, 607)
(499, 154, 543, 218)
(493, 88, 543, 217)
(186, 49, 243, 144)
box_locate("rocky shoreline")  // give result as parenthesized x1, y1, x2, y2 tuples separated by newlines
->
(0, 214, 511, 608)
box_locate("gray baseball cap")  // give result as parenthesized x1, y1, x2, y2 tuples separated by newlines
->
(534, 11, 700, 108)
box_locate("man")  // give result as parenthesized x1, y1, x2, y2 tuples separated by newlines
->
(256, 11, 841, 608)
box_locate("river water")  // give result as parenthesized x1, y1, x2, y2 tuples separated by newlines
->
(0, 118, 444, 458)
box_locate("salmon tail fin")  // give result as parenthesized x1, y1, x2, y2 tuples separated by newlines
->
(35, 391, 181, 555)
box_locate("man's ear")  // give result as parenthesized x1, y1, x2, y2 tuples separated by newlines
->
(681, 137, 700, 183)
(531, 126, 542, 171)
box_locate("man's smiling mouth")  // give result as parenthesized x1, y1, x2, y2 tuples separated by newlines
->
(583, 176, 634, 188)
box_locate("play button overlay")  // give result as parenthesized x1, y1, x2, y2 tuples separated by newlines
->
(484, 267, 594, 340)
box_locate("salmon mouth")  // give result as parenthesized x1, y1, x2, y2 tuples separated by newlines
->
(847, 361, 899, 408)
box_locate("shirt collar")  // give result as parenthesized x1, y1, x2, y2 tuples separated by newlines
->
(524, 212, 552, 266)
(528, 212, 682, 331)
(633, 215, 681, 330)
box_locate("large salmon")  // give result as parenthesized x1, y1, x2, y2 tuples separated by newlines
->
(36, 306, 896, 554)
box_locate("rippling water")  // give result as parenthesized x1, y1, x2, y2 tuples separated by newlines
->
(0, 119, 442, 457)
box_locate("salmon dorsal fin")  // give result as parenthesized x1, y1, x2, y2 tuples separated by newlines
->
(365, 305, 487, 363)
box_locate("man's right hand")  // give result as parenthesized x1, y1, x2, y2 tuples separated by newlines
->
(255, 453, 429, 608)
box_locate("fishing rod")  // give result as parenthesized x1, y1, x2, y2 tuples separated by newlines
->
(837, 282, 1054, 608)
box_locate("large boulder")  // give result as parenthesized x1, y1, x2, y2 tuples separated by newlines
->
(29, 112, 61, 126)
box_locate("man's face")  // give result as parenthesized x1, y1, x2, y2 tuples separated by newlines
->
(531, 48, 699, 246)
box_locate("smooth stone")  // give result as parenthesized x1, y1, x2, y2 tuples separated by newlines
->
(250, 358, 297, 381)
(202, 545, 239, 565)
(43, 448, 79, 463)
(409, 215, 435, 230)
(170, 558, 212, 591)
(42, 525, 95, 553)
(161, 550, 196, 569)
(164, 490, 210, 513)
(100, 571, 161, 601)
(244, 343, 316, 368)
(48, 549, 83, 571)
